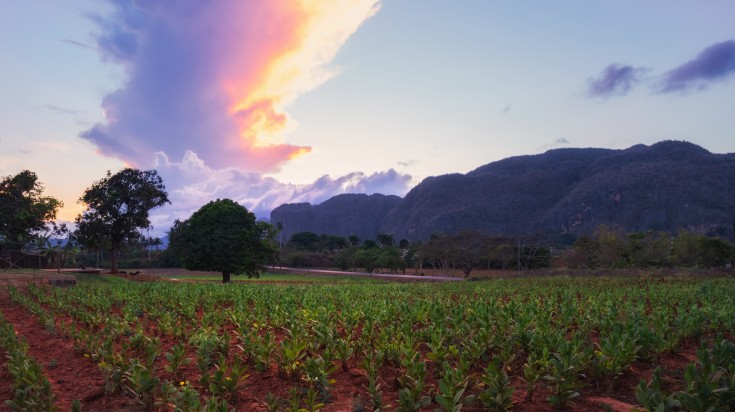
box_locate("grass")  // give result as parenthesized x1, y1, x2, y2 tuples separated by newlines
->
(71, 272, 129, 285)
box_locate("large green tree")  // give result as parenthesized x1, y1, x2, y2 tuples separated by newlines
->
(168, 199, 278, 283)
(75, 168, 169, 273)
(0, 170, 62, 243)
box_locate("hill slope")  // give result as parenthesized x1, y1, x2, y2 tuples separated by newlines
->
(270, 193, 402, 241)
(271, 141, 735, 241)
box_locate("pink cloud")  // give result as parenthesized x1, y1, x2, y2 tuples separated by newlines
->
(82, 0, 380, 172)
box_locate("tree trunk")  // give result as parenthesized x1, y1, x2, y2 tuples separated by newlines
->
(111, 247, 119, 274)
(222, 271, 231, 284)
(517, 239, 521, 271)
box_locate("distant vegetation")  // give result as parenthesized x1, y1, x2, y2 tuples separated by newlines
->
(277, 225, 734, 277)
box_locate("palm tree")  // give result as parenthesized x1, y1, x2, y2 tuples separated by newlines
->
(376, 233, 394, 247)
(348, 234, 361, 247)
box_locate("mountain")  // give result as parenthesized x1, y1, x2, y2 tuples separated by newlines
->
(271, 141, 735, 241)
(270, 193, 402, 242)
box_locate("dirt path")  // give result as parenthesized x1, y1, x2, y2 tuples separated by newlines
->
(270, 267, 465, 282)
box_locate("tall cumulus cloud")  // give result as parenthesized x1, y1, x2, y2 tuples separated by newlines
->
(83, 0, 381, 171)
(78, 0, 417, 229)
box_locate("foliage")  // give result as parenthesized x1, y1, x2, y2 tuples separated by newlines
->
(355, 245, 404, 274)
(75, 168, 169, 273)
(478, 359, 514, 411)
(450, 230, 489, 278)
(169, 199, 278, 282)
(0, 170, 62, 243)
(288, 232, 322, 251)
(6, 275, 735, 410)
(636, 339, 735, 412)
(0, 312, 57, 411)
(568, 226, 735, 269)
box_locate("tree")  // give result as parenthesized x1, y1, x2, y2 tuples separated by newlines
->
(288, 232, 321, 251)
(451, 230, 489, 278)
(320, 234, 348, 251)
(698, 237, 734, 268)
(75, 169, 169, 274)
(356, 247, 381, 274)
(348, 234, 361, 247)
(0, 170, 62, 243)
(168, 199, 278, 283)
(376, 233, 395, 247)
(420, 234, 454, 273)
(485, 237, 515, 270)
(568, 235, 598, 269)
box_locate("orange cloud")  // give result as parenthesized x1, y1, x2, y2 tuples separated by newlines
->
(226, 0, 381, 149)
(83, 0, 381, 172)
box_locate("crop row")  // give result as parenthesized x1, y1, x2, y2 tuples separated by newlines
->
(0, 310, 69, 411)
(5, 276, 735, 411)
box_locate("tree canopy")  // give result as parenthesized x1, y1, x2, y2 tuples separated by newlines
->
(0, 170, 62, 244)
(168, 199, 278, 283)
(75, 168, 169, 273)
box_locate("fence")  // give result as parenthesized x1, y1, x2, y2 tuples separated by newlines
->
(0, 242, 51, 270)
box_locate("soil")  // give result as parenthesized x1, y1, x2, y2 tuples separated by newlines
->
(0, 280, 720, 412)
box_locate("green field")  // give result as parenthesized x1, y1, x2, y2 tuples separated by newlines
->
(3, 274, 735, 411)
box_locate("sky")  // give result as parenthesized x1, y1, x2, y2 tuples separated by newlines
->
(1, 1, 735, 236)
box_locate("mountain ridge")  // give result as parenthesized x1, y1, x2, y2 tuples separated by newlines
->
(270, 141, 735, 241)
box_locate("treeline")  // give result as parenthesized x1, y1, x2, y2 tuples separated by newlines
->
(563, 225, 734, 269)
(280, 230, 553, 277)
(2, 169, 279, 282)
(281, 226, 735, 277)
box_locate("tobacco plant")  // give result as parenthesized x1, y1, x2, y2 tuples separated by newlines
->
(123, 360, 160, 409)
(434, 365, 475, 412)
(208, 355, 250, 402)
(1, 314, 57, 412)
(164, 342, 191, 381)
(396, 352, 431, 411)
(363, 349, 386, 410)
(479, 358, 514, 411)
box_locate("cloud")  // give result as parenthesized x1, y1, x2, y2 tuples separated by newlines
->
(536, 137, 571, 152)
(587, 64, 647, 98)
(61, 39, 93, 50)
(43, 105, 81, 115)
(659, 39, 735, 93)
(82, 0, 381, 172)
(148, 150, 412, 234)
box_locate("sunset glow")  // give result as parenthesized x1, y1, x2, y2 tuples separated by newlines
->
(76, 0, 381, 172)
(2, 1, 734, 231)
(227, 0, 380, 152)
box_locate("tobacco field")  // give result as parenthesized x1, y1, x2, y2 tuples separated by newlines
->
(1, 275, 734, 411)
